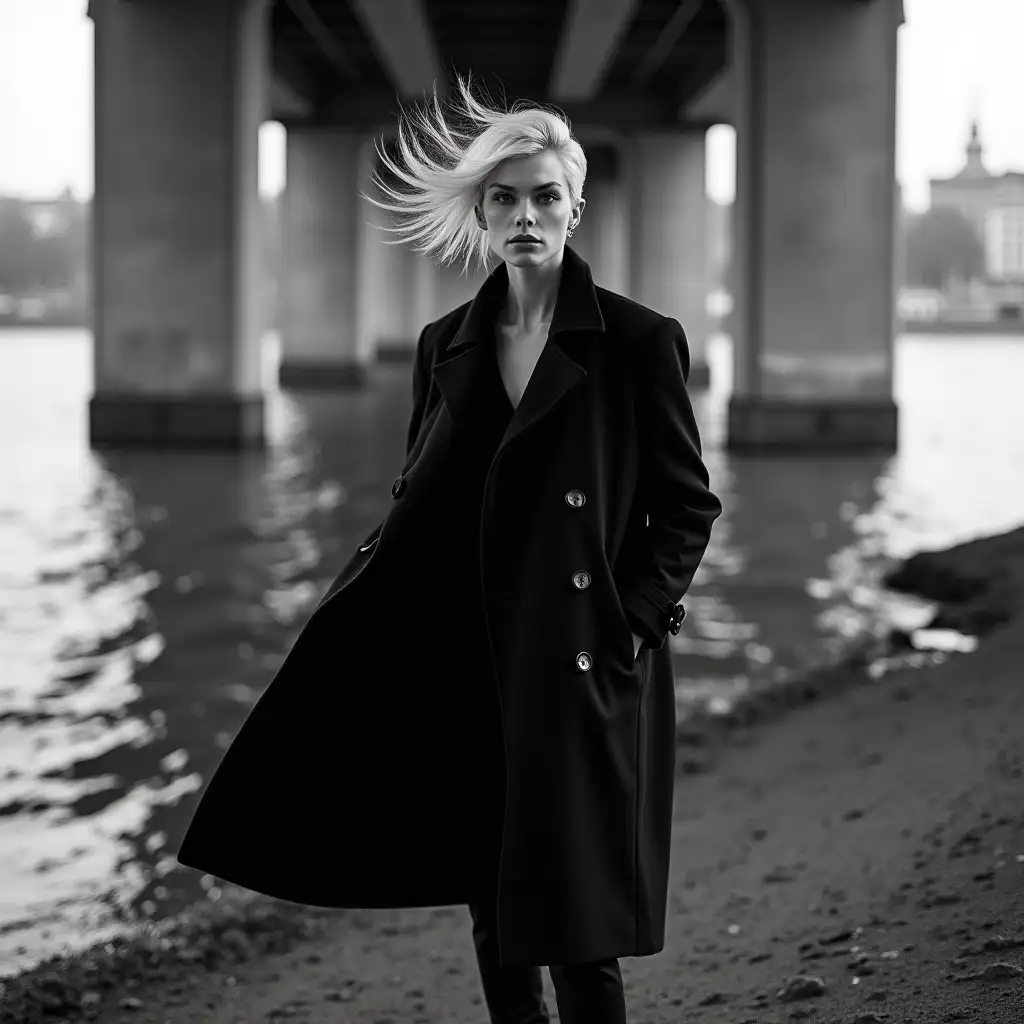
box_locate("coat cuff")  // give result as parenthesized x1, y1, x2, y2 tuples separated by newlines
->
(620, 578, 687, 653)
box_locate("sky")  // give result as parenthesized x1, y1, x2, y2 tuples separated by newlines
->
(1, 0, 1022, 211)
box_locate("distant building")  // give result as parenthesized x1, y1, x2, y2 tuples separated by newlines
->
(898, 286, 945, 323)
(926, 121, 1024, 324)
(21, 185, 81, 238)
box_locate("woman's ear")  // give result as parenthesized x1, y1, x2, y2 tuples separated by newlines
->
(474, 205, 487, 231)
(573, 196, 586, 229)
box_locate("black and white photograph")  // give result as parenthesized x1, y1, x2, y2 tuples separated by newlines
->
(0, 1, 1022, 1021)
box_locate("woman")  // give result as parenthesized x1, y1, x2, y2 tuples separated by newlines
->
(177, 73, 722, 1023)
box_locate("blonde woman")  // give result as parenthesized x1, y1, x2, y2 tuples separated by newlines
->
(177, 72, 722, 1024)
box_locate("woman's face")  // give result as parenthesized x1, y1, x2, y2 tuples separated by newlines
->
(475, 149, 584, 269)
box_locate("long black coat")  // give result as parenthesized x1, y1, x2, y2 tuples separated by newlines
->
(176, 245, 722, 967)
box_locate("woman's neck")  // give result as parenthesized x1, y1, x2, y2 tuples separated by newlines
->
(500, 251, 564, 333)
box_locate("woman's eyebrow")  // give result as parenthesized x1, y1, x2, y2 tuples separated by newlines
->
(487, 181, 562, 191)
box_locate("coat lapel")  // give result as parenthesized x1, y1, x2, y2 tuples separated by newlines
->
(431, 245, 606, 455)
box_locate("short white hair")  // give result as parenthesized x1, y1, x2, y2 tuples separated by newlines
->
(362, 72, 588, 276)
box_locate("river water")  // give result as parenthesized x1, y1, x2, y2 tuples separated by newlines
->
(1, 327, 1023, 975)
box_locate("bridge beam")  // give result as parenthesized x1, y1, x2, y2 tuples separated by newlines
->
(685, 65, 734, 125)
(306, 87, 714, 132)
(549, 0, 640, 101)
(349, 0, 446, 98)
(270, 43, 317, 119)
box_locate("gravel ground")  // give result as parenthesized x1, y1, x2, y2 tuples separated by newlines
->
(2, 526, 1023, 1024)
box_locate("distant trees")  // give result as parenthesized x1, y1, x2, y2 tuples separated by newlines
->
(902, 205, 986, 290)
(0, 199, 43, 293)
(1, 190, 985, 316)
(0, 193, 281, 322)
(714, 201, 988, 298)
(0, 194, 88, 295)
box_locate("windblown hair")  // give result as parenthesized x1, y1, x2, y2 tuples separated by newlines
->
(362, 72, 587, 276)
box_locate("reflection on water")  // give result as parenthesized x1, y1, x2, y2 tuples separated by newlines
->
(1, 327, 1023, 974)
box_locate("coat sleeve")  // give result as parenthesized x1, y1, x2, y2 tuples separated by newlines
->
(618, 316, 723, 652)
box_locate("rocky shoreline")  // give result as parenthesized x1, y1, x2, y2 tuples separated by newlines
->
(0, 892, 338, 1023)
(2, 523, 1023, 1023)
(671, 522, 1024, 772)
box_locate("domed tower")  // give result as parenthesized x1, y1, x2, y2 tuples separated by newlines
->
(961, 118, 988, 179)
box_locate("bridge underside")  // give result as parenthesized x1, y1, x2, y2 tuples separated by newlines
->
(269, 0, 730, 130)
(86, 0, 903, 453)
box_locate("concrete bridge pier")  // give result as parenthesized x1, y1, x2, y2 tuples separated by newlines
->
(278, 129, 487, 383)
(277, 126, 715, 386)
(277, 128, 367, 387)
(626, 131, 713, 390)
(417, 257, 485, 329)
(87, 0, 268, 448)
(362, 176, 422, 364)
(566, 142, 628, 297)
(725, 0, 902, 452)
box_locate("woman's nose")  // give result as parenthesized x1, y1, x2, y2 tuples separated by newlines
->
(515, 201, 537, 223)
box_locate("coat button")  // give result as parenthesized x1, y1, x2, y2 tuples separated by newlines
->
(565, 489, 586, 508)
(668, 603, 686, 634)
(575, 651, 593, 672)
(391, 475, 406, 499)
(571, 570, 591, 590)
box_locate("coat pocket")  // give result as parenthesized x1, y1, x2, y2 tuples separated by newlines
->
(609, 587, 640, 670)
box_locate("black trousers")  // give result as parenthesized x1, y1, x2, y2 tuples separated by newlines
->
(466, 871, 627, 1024)
(458, 636, 626, 1023)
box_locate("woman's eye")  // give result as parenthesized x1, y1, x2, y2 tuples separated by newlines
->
(492, 193, 558, 203)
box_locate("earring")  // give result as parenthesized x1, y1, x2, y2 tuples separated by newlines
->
(567, 226, 575, 238)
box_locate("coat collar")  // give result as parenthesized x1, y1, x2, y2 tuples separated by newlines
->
(445, 243, 606, 352)
(431, 245, 605, 456)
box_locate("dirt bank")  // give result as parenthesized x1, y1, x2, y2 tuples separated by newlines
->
(2, 525, 1023, 1023)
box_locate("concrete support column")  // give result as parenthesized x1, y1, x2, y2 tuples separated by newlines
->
(416, 254, 487, 327)
(358, 133, 427, 363)
(88, 0, 269, 447)
(278, 128, 365, 387)
(360, 221, 419, 362)
(725, 0, 901, 451)
(577, 178, 628, 296)
(625, 132, 712, 389)
(572, 142, 628, 296)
